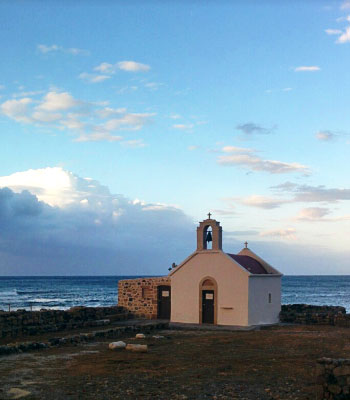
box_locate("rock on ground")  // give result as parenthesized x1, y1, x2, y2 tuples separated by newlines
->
(108, 341, 126, 350)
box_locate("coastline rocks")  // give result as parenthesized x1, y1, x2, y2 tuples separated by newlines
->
(316, 357, 350, 399)
(109, 341, 126, 350)
(126, 344, 148, 353)
(0, 306, 130, 339)
(280, 304, 346, 325)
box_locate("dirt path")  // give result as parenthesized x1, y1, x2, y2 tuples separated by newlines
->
(1, 325, 349, 399)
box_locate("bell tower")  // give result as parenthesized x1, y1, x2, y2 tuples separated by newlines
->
(196, 213, 222, 251)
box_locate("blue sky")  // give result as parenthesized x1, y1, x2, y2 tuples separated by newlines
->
(0, 0, 350, 275)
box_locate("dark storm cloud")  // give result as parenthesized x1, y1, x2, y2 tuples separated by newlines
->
(0, 187, 195, 275)
(236, 123, 275, 136)
(271, 182, 350, 203)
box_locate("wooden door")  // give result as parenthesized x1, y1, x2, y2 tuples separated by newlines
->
(202, 290, 214, 324)
(157, 285, 171, 319)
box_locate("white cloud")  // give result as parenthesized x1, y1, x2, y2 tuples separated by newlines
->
(337, 26, 350, 43)
(116, 85, 138, 94)
(117, 61, 150, 72)
(60, 114, 86, 131)
(217, 151, 310, 175)
(37, 91, 79, 111)
(79, 73, 111, 83)
(75, 132, 123, 143)
(92, 60, 150, 76)
(144, 82, 163, 90)
(236, 195, 290, 209)
(316, 130, 337, 141)
(66, 47, 89, 56)
(0, 98, 32, 123)
(341, 1, 350, 10)
(294, 207, 331, 221)
(260, 228, 296, 240)
(32, 110, 62, 123)
(37, 44, 60, 53)
(37, 44, 89, 56)
(169, 114, 182, 120)
(96, 107, 127, 118)
(0, 90, 154, 142)
(121, 139, 146, 148)
(12, 90, 44, 98)
(294, 66, 320, 72)
(103, 112, 155, 132)
(94, 62, 114, 73)
(0, 167, 76, 207)
(325, 28, 342, 35)
(210, 209, 236, 217)
(188, 145, 199, 151)
(336, 15, 350, 22)
(221, 146, 255, 154)
(172, 124, 194, 130)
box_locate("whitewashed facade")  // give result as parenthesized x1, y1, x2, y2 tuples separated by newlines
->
(169, 217, 282, 326)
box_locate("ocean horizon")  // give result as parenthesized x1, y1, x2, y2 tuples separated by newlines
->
(1, 275, 350, 312)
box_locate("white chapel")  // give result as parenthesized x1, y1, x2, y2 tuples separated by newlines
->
(169, 215, 282, 326)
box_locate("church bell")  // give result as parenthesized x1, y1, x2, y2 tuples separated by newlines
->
(206, 231, 213, 242)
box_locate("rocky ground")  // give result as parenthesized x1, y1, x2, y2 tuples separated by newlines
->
(1, 324, 350, 399)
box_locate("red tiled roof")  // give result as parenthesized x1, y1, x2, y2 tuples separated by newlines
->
(227, 254, 268, 274)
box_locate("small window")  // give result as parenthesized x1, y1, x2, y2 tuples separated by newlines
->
(268, 293, 272, 303)
(142, 287, 152, 298)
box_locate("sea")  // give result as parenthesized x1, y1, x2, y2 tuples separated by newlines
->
(1, 275, 350, 312)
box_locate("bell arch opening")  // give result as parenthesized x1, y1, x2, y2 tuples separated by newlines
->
(205, 226, 213, 250)
(196, 217, 222, 251)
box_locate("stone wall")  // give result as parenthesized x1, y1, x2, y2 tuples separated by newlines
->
(280, 304, 346, 325)
(316, 358, 350, 399)
(118, 277, 171, 319)
(0, 320, 169, 357)
(0, 306, 131, 339)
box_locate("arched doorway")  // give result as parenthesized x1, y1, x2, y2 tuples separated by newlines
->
(199, 277, 217, 324)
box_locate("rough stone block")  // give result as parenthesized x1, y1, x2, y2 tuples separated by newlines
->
(328, 384, 342, 395)
(334, 365, 350, 376)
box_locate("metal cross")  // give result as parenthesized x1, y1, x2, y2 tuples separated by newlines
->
(207, 212, 211, 219)
(244, 241, 248, 248)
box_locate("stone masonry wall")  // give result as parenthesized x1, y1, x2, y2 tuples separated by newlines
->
(280, 304, 347, 325)
(0, 306, 130, 339)
(316, 358, 350, 399)
(118, 277, 171, 319)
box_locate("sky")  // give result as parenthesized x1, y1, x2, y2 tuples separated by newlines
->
(0, 0, 350, 275)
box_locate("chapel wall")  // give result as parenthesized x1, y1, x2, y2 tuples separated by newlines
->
(248, 276, 281, 325)
(171, 251, 249, 326)
(117, 277, 171, 319)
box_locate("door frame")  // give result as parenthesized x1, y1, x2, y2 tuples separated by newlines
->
(199, 276, 218, 325)
(157, 285, 171, 319)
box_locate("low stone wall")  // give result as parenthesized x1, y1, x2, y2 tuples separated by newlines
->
(118, 277, 171, 319)
(280, 304, 346, 325)
(316, 358, 350, 399)
(0, 321, 169, 357)
(0, 306, 131, 339)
